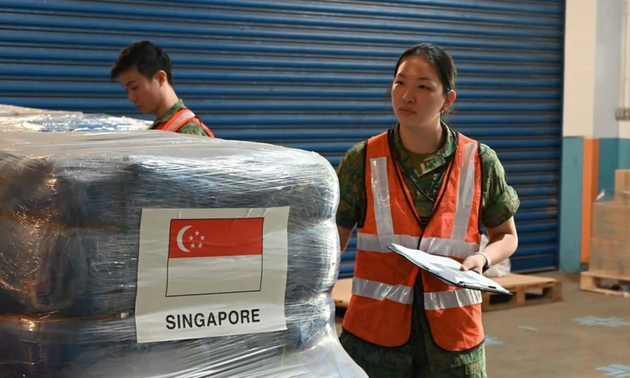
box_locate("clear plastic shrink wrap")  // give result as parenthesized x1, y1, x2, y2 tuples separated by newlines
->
(0, 103, 150, 132)
(0, 128, 366, 377)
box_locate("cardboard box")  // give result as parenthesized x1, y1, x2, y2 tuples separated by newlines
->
(615, 170, 630, 203)
(592, 202, 630, 242)
(590, 237, 630, 275)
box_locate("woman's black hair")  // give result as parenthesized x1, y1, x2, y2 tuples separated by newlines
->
(393, 43, 457, 97)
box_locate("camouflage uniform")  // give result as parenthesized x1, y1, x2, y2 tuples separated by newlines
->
(151, 99, 211, 136)
(336, 124, 520, 378)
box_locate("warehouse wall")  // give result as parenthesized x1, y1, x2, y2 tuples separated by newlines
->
(561, 0, 626, 272)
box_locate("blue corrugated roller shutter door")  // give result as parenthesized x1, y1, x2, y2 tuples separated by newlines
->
(0, 0, 564, 277)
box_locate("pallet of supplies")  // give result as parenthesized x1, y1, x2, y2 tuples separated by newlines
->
(0, 119, 366, 377)
(582, 169, 630, 297)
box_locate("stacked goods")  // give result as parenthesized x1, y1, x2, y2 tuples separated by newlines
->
(0, 126, 366, 377)
(0, 103, 150, 132)
(0, 103, 83, 116)
(590, 169, 630, 276)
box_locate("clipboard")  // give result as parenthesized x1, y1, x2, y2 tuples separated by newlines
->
(388, 243, 512, 295)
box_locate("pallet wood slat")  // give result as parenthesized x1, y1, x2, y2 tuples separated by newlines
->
(332, 278, 352, 309)
(481, 274, 562, 312)
(580, 271, 630, 298)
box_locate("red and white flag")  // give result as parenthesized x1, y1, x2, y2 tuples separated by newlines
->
(166, 218, 264, 297)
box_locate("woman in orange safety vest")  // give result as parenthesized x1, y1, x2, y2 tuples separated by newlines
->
(335, 43, 520, 377)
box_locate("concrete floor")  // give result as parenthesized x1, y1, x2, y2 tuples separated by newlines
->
(335, 271, 630, 378)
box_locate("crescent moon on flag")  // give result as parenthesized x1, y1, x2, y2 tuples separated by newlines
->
(176, 225, 192, 253)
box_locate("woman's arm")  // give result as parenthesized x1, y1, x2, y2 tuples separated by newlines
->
(461, 216, 518, 274)
(460, 143, 519, 274)
(335, 141, 366, 255)
(338, 226, 354, 254)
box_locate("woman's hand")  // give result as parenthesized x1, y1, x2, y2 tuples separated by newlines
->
(460, 254, 487, 274)
(461, 216, 519, 275)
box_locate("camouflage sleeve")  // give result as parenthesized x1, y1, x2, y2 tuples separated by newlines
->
(336, 141, 367, 230)
(177, 122, 210, 137)
(479, 144, 520, 228)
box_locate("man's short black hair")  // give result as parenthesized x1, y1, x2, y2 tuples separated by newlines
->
(111, 41, 174, 85)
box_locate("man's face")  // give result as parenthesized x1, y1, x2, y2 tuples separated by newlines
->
(119, 67, 162, 114)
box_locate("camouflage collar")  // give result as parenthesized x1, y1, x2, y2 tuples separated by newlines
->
(391, 122, 457, 179)
(151, 99, 186, 129)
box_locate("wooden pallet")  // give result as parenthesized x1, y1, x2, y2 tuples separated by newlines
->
(332, 278, 352, 309)
(580, 271, 630, 297)
(332, 274, 563, 312)
(481, 274, 562, 312)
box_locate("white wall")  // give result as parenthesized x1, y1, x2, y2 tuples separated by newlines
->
(593, 0, 623, 138)
(563, 0, 597, 137)
(619, 0, 630, 139)
(563, 0, 627, 139)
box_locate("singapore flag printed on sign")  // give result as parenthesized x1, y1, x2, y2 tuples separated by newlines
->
(166, 218, 264, 297)
(134, 207, 289, 344)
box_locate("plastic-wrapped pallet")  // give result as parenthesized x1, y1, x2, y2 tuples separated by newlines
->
(0, 129, 366, 377)
(0, 103, 150, 132)
(0, 294, 346, 377)
(0, 103, 83, 116)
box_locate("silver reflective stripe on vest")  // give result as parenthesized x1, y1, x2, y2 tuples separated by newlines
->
(424, 289, 482, 310)
(370, 157, 395, 236)
(419, 237, 480, 259)
(357, 233, 419, 253)
(451, 143, 477, 240)
(452, 142, 478, 241)
(165, 109, 196, 131)
(352, 277, 414, 305)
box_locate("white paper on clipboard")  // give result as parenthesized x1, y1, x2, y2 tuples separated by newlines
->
(388, 243, 512, 295)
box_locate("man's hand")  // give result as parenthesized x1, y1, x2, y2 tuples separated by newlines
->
(460, 254, 487, 274)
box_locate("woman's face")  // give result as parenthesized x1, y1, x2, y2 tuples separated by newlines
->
(391, 55, 453, 128)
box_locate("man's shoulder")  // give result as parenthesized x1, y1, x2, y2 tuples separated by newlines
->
(177, 122, 209, 136)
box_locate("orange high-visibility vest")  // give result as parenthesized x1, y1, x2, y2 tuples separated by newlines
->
(342, 128, 484, 351)
(155, 108, 215, 137)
